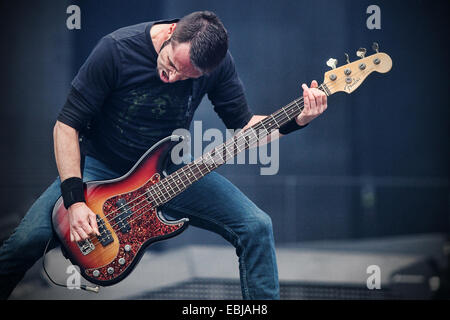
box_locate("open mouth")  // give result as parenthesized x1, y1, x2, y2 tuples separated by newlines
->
(160, 70, 169, 83)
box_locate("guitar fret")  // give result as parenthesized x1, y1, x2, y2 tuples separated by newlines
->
(207, 152, 216, 166)
(166, 176, 177, 194)
(259, 122, 269, 135)
(154, 181, 166, 203)
(159, 179, 170, 198)
(187, 164, 198, 182)
(180, 168, 193, 186)
(249, 127, 259, 141)
(271, 114, 280, 128)
(211, 147, 221, 165)
(293, 99, 303, 112)
(225, 144, 235, 161)
(149, 189, 158, 205)
(145, 188, 158, 206)
(233, 135, 242, 154)
(282, 108, 291, 121)
(201, 156, 211, 173)
(175, 171, 186, 189)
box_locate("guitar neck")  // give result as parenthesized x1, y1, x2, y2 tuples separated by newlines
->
(149, 83, 331, 206)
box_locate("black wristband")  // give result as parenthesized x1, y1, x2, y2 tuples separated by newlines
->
(278, 118, 308, 135)
(60, 177, 85, 209)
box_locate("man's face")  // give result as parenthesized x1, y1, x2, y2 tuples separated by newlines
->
(157, 40, 203, 83)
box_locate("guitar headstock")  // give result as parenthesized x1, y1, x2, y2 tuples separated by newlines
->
(323, 43, 392, 95)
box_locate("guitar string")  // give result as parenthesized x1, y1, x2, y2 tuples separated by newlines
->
(82, 67, 370, 247)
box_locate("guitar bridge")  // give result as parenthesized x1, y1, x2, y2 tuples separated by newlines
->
(77, 239, 95, 255)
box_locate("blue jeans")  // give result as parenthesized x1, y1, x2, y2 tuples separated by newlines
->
(0, 156, 279, 299)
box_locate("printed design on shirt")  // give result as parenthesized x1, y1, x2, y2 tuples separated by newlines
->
(113, 82, 193, 149)
(122, 84, 191, 123)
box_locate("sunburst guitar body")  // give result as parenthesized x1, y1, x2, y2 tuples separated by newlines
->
(52, 136, 189, 286)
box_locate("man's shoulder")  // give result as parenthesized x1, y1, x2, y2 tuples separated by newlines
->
(107, 19, 179, 43)
(107, 22, 151, 42)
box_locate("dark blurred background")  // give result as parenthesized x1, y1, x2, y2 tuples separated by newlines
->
(0, 0, 449, 299)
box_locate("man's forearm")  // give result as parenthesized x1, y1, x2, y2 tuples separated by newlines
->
(243, 115, 281, 146)
(53, 120, 82, 182)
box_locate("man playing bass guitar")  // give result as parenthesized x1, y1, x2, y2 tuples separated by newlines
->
(0, 11, 327, 299)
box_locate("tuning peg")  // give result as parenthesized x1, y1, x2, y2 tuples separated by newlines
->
(372, 42, 379, 53)
(356, 48, 367, 59)
(344, 53, 350, 64)
(326, 58, 338, 69)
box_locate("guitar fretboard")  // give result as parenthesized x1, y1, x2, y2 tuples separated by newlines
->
(147, 83, 330, 206)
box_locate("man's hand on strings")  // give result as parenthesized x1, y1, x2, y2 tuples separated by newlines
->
(296, 80, 327, 126)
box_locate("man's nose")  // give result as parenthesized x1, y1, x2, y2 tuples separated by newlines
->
(168, 70, 178, 82)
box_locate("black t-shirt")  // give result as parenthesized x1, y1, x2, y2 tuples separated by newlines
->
(57, 20, 253, 175)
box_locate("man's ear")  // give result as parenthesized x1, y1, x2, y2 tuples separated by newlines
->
(168, 23, 177, 35)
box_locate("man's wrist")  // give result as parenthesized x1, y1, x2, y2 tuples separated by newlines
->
(279, 117, 309, 135)
(68, 202, 85, 210)
(60, 177, 85, 210)
(295, 116, 308, 127)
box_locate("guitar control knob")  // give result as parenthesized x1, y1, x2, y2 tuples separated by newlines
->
(329, 74, 337, 81)
(124, 244, 131, 252)
(359, 63, 366, 70)
(107, 267, 114, 274)
(93, 270, 100, 277)
(373, 58, 381, 65)
(118, 258, 126, 265)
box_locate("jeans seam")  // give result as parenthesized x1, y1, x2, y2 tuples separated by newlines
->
(162, 202, 251, 299)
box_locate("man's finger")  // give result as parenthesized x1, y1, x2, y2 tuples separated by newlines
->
(310, 80, 318, 88)
(89, 213, 100, 236)
(75, 226, 89, 240)
(301, 83, 309, 93)
(307, 87, 316, 111)
(321, 94, 327, 112)
(311, 89, 324, 112)
(81, 223, 94, 237)
(302, 84, 310, 111)
(72, 229, 81, 242)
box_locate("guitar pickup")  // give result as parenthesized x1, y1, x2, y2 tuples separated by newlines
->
(114, 199, 132, 233)
(96, 215, 113, 246)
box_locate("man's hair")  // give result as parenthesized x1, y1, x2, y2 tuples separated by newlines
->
(172, 11, 228, 74)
